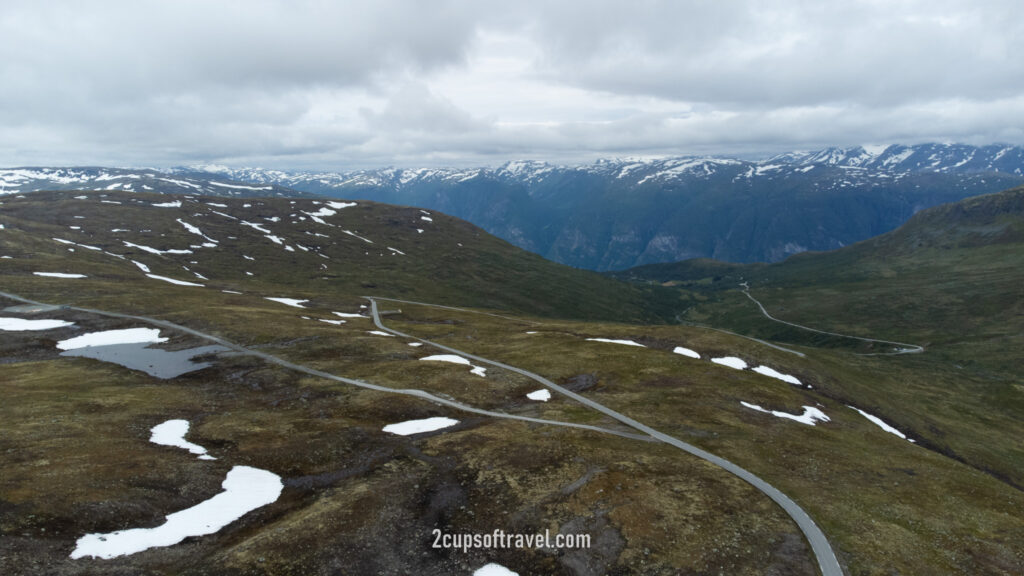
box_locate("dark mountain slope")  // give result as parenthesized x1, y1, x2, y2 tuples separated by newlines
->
(615, 187, 1024, 490)
(0, 191, 679, 323)
(618, 186, 1024, 349)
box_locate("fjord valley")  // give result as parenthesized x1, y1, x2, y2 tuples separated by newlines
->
(1, 188, 1022, 575)
(6, 144, 1024, 274)
(174, 143, 1024, 269)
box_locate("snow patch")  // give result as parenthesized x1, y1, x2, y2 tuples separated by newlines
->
(751, 366, 801, 386)
(70, 466, 281, 559)
(146, 274, 204, 287)
(672, 346, 700, 359)
(740, 402, 830, 426)
(209, 181, 271, 191)
(420, 354, 487, 377)
(150, 419, 215, 460)
(585, 338, 645, 347)
(264, 297, 308, 308)
(123, 241, 193, 255)
(474, 564, 519, 576)
(848, 406, 913, 441)
(342, 230, 374, 244)
(240, 221, 271, 234)
(33, 272, 86, 279)
(0, 317, 75, 331)
(527, 389, 551, 402)
(177, 219, 217, 243)
(57, 328, 167, 350)
(383, 417, 459, 436)
(711, 357, 747, 370)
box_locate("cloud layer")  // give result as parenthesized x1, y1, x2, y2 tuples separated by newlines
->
(2, 0, 1022, 168)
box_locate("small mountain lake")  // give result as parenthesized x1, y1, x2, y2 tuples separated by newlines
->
(61, 343, 228, 379)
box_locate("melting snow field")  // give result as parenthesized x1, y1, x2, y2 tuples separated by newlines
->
(741, 402, 830, 426)
(586, 338, 645, 347)
(382, 417, 459, 436)
(672, 346, 700, 359)
(150, 419, 216, 460)
(474, 564, 519, 576)
(33, 272, 87, 279)
(332, 311, 366, 318)
(420, 354, 487, 377)
(124, 241, 193, 255)
(527, 389, 552, 401)
(265, 297, 309, 308)
(367, 330, 394, 337)
(146, 274, 204, 287)
(57, 328, 167, 350)
(0, 317, 74, 331)
(712, 357, 747, 370)
(70, 466, 282, 559)
(849, 406, 914, 442)
(751, 366, 802, 386)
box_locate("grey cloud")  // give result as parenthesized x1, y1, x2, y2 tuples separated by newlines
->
(361, 84, 490, 135)
(518, 0, 1024, 108)
(1, 0, 1023, 169)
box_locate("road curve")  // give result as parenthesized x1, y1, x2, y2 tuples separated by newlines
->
(739, 283, 924, 355)
(367, 296, 845, 576)
(0, 289, 654, 445)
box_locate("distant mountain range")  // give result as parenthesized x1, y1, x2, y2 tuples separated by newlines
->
(4, 143, 1024, 269)
(0, 167, 309, 198)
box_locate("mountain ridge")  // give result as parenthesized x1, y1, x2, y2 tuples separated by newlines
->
(5, 143, 1024, 270)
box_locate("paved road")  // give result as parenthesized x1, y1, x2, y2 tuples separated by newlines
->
(367, 297, 845, 576)
(740, 283, 924, 355)
(0, 287, 843, 575)
(0, 289, 654, 445)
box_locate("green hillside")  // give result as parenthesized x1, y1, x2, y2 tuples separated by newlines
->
(615, 186, 1024, 491)
(616, 186, 1024, 367)
(0, 191, 679, 323)
(1, 190, 1022, 575)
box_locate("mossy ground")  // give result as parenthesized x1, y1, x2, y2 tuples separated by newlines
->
(1, 190, 1021, 574)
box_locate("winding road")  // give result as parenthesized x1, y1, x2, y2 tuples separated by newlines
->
(740, 283, 924, 355)
(368, 296, 844, 576)
(0, 288, 844, 576)
(0, 290, 652, 444)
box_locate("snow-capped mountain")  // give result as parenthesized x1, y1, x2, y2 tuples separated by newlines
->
(160, 143, 1024, 194)
(0, 167, 309, 198)
(4, 143, 1024, 269)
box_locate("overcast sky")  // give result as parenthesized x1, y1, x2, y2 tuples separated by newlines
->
(2, 0, 1023, 170)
